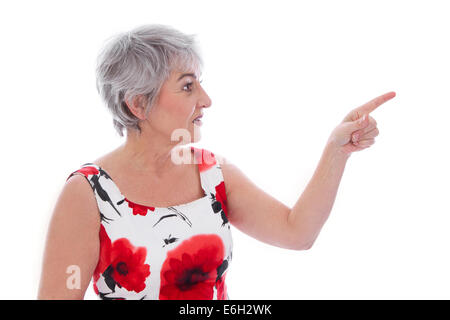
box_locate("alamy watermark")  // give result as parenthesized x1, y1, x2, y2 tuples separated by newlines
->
(170, 128, 229, 166)
(66, 265, 81, 289)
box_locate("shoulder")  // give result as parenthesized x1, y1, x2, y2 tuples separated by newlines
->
(188, 146, 227, 166)
(193, 148, 237, 195)
(59, 169, 101, 225)
(211, 153, 257, 203)
(216, 156, 238, 195)
(66, 163, 101, 182)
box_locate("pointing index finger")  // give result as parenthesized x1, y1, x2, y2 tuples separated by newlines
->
(356, 91, 396, 115)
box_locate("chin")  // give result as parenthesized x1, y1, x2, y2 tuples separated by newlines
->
(191, 123, 202, 143)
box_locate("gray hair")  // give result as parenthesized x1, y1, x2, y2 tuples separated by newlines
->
(95, 24, 204, 137)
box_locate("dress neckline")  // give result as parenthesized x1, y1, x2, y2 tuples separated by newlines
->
(87, 160, 209, 210)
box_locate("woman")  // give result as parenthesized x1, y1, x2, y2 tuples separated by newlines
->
(37, 24, 396, 300)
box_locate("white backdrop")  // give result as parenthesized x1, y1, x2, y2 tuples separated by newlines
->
(1, 0, 449, 299)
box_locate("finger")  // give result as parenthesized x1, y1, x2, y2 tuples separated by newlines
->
(359, 127, 379, 140)
(351, 116, 377, 139)
(359, 138, 375, 147)
(353, 145, 371, 152)
(352, 125, 378, 142)
(346, 141, 370, 153)
(354, 91, 396, 115)
(353, 138, 375, 147)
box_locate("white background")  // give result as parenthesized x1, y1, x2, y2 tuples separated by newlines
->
(0, 0, 449, 299)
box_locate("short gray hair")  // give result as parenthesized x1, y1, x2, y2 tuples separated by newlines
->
(95, 24, 204, 137)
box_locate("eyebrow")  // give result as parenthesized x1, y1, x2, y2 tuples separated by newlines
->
(177, 73, 200, 82)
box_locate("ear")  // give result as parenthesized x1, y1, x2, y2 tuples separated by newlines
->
(124, 95, 148, 120)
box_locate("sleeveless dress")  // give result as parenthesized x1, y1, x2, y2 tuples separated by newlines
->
(65, 146, 233, 300)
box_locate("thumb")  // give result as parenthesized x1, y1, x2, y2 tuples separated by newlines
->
(350, 114, 369, 143)
(353, 114, 369, 132)
(338, 114, 369, 138)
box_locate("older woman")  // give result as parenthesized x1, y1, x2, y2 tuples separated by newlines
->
(37, 24, 396, 300)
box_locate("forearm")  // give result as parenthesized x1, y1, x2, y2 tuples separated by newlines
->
(288, 139, 351, 248)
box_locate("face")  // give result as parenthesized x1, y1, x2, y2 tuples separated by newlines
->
(144, 68, 212, 144)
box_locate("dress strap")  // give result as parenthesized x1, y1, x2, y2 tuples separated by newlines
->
(191, 147, 228, 213)
(66, 162, 100, 183)
(65, 162, 123, 222)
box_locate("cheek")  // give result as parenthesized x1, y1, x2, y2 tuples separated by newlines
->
(172, 102, 196, 123)
(158, 105, 196, 132)
(152, 94, 195, 127)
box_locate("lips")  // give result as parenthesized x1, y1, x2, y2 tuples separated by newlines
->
(192, 114, 203, 122)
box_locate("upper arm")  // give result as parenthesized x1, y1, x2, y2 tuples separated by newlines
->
(38, 174, 101, 299)
(219, 156, 304, 250)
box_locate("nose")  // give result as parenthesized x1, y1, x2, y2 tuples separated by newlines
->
(197, 83, 212, 109)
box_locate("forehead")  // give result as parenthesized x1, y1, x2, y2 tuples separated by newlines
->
(175, 72, 201, 82)
(173, 67, 203, 81)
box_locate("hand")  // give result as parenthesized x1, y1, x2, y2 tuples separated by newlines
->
(327, 91, 396, 155)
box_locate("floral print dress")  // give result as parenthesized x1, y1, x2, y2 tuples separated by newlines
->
(65, 146, 233, 300)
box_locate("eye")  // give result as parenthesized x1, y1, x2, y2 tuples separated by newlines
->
(183, 79, 203, 92)
(183, 82, 193, 92)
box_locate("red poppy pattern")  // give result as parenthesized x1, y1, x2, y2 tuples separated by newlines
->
(159, 234, 224, 299)
(93, 225, 151, 295)
(216, 271, 228, 300)
(66, 147, 233, 300)
(126, 198, 155, 216)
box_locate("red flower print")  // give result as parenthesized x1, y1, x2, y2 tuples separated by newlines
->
(108, 238, 150, 293)
(159, 234, 225, 300)
(93, 225, 113, 287)
(93, 281, 99, 295)
(125, 198, 155, 216)
(214, 181, 229, 219)
(93, 225, 151, 294)
(216, 272, 227, 300)
(191, 147, 217, 172)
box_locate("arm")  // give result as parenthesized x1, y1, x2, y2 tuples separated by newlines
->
(220, 91, 396, 251)
(37, 175, 100, 299)
(287, 91, 396, 248)
(287, 141, 350, 249)
(220, 156, 303, 251)
(219, 143, 349, 252)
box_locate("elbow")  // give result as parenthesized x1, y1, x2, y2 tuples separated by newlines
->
(287, 212, 315, 251)
(287, 225, 314, 251)
(293, 237, 315, 251)
(289, 241, 314, 251)
(296, 241, 313, 251)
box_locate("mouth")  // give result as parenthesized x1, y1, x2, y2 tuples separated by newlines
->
(192, 114, 203, 126)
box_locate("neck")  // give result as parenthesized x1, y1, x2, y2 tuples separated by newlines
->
(117, 127, 186, 177)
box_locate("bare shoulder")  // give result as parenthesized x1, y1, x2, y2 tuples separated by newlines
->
(47, 173, 101, 253)
(46, 173, 101, 252)
(214, 153, 241, 197)
(217, 154, 261, 201)
(61, 174, 100, 221)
